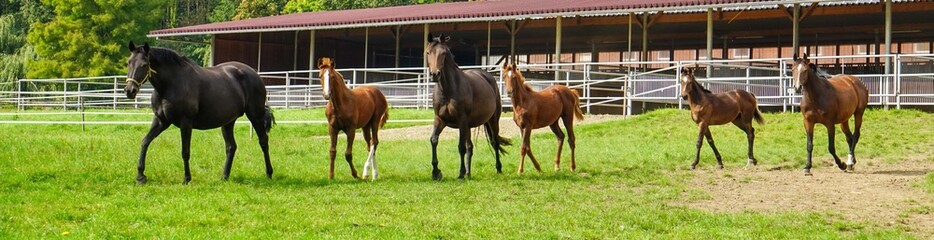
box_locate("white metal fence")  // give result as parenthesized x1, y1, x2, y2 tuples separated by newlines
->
(1, 54, 932, 122)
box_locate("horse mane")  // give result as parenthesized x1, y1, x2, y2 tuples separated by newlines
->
(691, 78, 712, 94)
(148, 47, 196, 66)
(808, 63, 834, 79)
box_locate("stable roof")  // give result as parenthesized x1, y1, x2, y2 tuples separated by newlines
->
(150, 0, 806, 37)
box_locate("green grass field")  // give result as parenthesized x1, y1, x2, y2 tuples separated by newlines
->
(0, 108, 931, 238)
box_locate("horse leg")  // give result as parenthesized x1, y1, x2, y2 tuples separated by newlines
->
(704, 128, 724, 169)
(361, 126, 373, 180)
(179, 120, 193, 184)
(457, 123, 472, 179)
(733, 121, 757, 168)
(137, 117, 170, 184)
(804, 122, 815, 176)
(826, 123, 846, 171)
(690, 124, 706, 170)
(840, 122, 855, 172)
(345, 129, 360, 179)
(549, 122, 565, 171)
(519, 127, 542, 174)
(221, 122, 237, 181)
(849, 112, 865, 172)
(369, 126, 380, 180)
(562, 116, 577, 172)
(328, 126, 338, 180)
(487, 116, 504, 173)
(247, 110, 273, 179)
(430, 118, 445, 180)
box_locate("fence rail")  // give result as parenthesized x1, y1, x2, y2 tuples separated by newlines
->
(2, 54, 932, 125)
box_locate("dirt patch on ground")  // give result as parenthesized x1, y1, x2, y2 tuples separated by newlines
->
(376, 114, 627, 141)
(680, 158, 934, 237)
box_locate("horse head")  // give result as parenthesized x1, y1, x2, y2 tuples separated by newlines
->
(425, 33, 452, 81)
(125, 41, 156, 99)
(502, 56, 523, 92)
(318, 57, 340, 100)
(791, 52, 812, 93)
(680, 67, 697, 100)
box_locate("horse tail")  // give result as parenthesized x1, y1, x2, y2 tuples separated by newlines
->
(378, 106, 389, 129)
(491, 134, 513, 155)
(569, 89, 585, 121)
(750, 93, 765, 125)
(264, 106, 276, 132)
(484, 124, 512, 155)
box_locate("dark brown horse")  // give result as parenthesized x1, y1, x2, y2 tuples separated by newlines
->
(425, 33, 511, 180)
(680, 67, 764, 170)
(124, 42, 275, 184)
(791, 53, 869, 175)
(502, 57, 584, 174)
(318, 58, 389, 180)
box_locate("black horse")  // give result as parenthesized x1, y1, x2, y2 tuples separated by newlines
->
(425, 33, 511, 180)
(124, 42, 274, 184)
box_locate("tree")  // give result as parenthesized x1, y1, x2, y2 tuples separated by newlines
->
(0, 0, 52, 90)
(26, 0, 169, 78)
(233, 0, 287, 20)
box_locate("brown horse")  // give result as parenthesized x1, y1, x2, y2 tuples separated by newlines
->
(680, 67, 764, 170)
(426, 33, 511, 180)
(319, 58, 389, 180)
(502, 58, 584, 174)
(791, 53, 869, 176)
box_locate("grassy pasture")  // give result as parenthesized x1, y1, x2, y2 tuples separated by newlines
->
(0, 108, 931, 238)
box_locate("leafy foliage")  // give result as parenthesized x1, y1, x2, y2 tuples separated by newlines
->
(26, 0, 169, 78)
(233, 0, 287, 20)
(0, 0, 52, 89)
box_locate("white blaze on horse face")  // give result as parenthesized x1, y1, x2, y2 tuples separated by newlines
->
(322, 69, 331, 98)
(507, 70, 514, 78)
(794, 63, 807, 90)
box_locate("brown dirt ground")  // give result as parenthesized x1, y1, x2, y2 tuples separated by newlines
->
(679, 157, 934, 238)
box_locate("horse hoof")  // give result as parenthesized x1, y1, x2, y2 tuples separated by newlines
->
(845, 165, 855, 172)
(183, 176, 191, 184)
(136, 176, 148, 185)
(690, 165, 697, 170)
(432, 170, 443, 181)
(804, 169, 813, 176)
(717, 165, 724, 170)
(837, 164, 847, 171)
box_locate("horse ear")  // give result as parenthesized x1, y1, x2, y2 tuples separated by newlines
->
(128, 41, 136, 52)
(142, 42, 151, 53)
(427, 33, 434, 42)
(802, 52, 810, 64)
(443, 34, 451, 43)
(792, 52, 799, 61)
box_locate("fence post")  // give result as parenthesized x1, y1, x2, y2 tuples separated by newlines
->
(780, 59, 787, 112)
(584, 64, 591, 114)
(113, 77, 118, 109)
(745, 67, 751, 92)
(895, 55, 901, 109)
(285, 72, 291, 108)
(17, 79, 22, 111)
(677, 64, 683, 109)
(63, 79, 68, 110)
(80, 95, 85, 131)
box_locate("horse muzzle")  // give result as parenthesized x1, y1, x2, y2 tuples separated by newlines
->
(124, 81, 139, 99)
